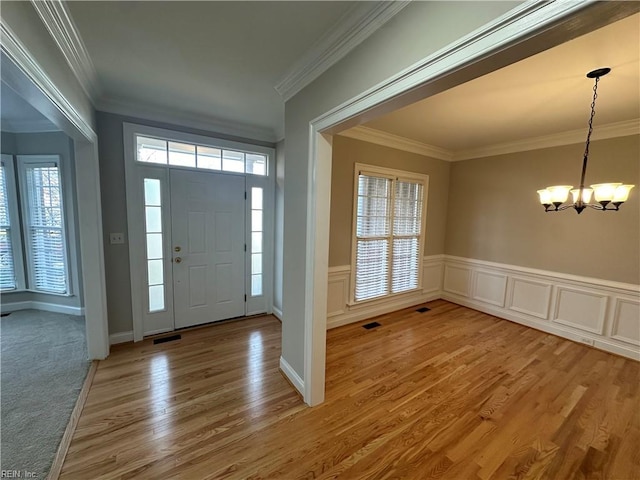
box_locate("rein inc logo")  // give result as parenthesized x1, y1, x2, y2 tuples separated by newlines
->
(1, 471, 37, 478)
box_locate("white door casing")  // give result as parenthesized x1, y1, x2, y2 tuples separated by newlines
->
(124, 123, 275, 341)
(171, 169, 246, 328)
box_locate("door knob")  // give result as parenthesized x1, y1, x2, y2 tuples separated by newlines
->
(174, 257, 182, 263)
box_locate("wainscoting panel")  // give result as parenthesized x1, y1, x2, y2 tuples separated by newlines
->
(327, 266, 350, 318)
(326, 256, 444, 329)
(610, 297, 640, 346)
(442, 256, 639, 360)
(326, 255, 639, 360)
(508, 277, 552, 319)
(443, 264, 472, 297)
(552, 286, 608, 335)
(472, 270, 507, 307)
(423, 256, 444, 294)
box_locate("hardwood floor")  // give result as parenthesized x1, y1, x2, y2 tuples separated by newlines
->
(59, 301, 640, 479)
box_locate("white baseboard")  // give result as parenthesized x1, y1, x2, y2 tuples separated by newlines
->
(327, 255, 444, 329)
(279, 355, 304, 396)
(443, 293, 640, 361)
(272, 305, 283, 321)
(327, 292, 441, 329)
(1, 300, 84, 316)
(109, 331, 134, 345)
(326, 255, 639, 360)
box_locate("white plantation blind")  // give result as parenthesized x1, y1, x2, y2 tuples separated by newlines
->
(0, 163, 16, 290)
(24, 163, 68, 294)
(354, 168, 425, 302)
(355, 175, 391, 301)
(392, 181, 423, 293)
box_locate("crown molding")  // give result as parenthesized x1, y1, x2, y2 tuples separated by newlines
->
(275, 1, 411, 102)
(339, 125, 453, 161)
(30, 0, 101, 102)
(0, 20, 97, 142)
(453, 119, 640, 161)
(339, 120, 639, 162)
(97, 97, 278, 145)
(1, 118, 60, 134)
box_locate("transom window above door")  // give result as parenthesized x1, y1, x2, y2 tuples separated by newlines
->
(136, 135, 267, 176)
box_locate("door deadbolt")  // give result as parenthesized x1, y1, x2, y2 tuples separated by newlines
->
(174, 246, 181, 252)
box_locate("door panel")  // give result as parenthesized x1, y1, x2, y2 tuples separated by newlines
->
(171, 170, 245, 328)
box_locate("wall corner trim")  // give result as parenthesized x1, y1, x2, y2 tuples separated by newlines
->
(30, 0, 101, 103)
(275, 1, 411, 102)
(279, 355, 305, 396)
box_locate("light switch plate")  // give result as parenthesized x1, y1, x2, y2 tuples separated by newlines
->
(110, 232, 125, 244)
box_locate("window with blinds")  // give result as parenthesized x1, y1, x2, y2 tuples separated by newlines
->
(23, 163, 68, 294)
(0, 163, 16, 290)
(353, 165, 426, 303)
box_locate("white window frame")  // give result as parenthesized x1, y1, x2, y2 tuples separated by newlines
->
(349, 163, 429, 305)
(0, 154, 26, 291)
(123, 123, 275, 341)
(16, 155, 71, 295)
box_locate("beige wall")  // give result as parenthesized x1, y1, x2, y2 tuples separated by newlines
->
(329, 135, 450, 267)
(445, 135, 640, 284)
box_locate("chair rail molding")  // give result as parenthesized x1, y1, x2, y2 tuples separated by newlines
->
(30, 0, 101, 102)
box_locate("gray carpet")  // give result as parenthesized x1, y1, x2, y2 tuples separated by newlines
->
(1, 309, 90, 478)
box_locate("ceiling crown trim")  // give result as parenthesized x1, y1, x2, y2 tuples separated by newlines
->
(1, 118, 60, 134)
(340, 120, 639, 162)
(30, 0, 101, 102)
(97, 97, 278, 145)
(453, 119, 640, 161)
(275, 1, 411, 102)
(339, 125, 453, 161)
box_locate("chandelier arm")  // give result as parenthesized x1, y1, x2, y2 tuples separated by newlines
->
(556, 204, 575, 211)
(584, 203, 605, 211)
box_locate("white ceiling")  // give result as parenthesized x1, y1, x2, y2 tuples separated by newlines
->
(67, 1, 362, 141)
(1, 81, 59, 133)
(360, 13, 640, 156)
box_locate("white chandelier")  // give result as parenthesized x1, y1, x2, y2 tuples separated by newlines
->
(537, 67, 634, 214)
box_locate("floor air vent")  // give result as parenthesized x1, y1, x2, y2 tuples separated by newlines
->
(154, 334, 182, 345)
(416, 307, 431, 313)
(363, 321, 381, 330)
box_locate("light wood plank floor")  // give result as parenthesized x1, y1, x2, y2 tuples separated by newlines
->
(60, 300, 640, 479)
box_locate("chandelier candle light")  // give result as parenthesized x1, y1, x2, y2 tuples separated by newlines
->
(537, 67, 634, 214)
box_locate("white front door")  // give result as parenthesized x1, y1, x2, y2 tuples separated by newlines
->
(170, 169, 246, 328)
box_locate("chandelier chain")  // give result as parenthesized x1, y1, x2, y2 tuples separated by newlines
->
(579, 76, 600, 190)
